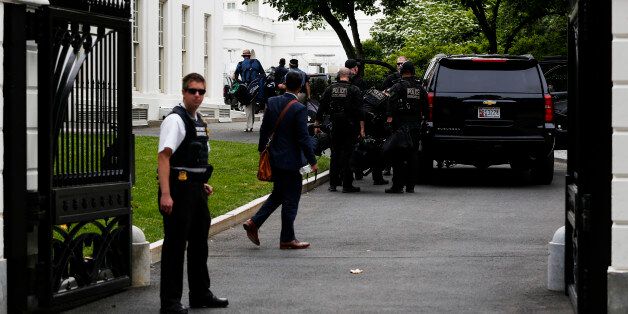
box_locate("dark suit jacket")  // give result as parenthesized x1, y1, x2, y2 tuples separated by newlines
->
(258, 93, 316, 171)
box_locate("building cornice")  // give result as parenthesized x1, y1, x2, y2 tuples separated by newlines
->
(223, 25, 275, 37)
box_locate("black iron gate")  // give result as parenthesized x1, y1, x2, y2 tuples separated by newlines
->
(4, 0, 132, 312)
(565, 0, 612, 312)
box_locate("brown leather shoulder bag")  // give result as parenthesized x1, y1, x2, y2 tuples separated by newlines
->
(257, 99, 298, 181)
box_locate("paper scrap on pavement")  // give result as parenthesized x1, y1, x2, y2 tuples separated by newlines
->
(350, 269, 363, 274)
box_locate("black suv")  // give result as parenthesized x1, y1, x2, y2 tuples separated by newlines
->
(421, 54, 555, 184)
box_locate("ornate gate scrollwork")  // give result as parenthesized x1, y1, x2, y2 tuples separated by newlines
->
(33, 0, 133, 310)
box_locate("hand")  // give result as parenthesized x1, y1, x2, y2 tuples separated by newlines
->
(204, 184, 213, 196)
(160, 193, 174, 215)
(310, 163, 318, 173)
(386, 117, 393, 123)
(314, 126, 321, 134)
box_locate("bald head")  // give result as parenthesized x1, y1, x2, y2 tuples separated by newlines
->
(337, 67, 352, 81)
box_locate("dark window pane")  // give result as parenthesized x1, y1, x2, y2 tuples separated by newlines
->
(436, 65, 542, 93)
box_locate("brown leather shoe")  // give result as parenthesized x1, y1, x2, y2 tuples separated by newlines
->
(243, 219, 260, 246)
(279, 240, 310, 250)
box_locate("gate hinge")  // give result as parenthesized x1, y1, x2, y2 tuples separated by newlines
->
(26, 191, 45, 224)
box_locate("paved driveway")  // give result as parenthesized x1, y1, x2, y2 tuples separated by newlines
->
(69, 164, 572, 313)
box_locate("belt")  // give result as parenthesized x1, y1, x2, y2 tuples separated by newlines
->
(170, 165, 214, 183)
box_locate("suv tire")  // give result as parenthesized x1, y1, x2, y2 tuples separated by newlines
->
(531, 151, 554, 185)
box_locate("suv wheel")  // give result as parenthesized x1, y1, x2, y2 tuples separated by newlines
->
(531, 151, 554, 185)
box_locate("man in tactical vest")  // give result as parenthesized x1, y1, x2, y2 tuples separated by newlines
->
(234, 49, 265, 132)
(315, 67, 365, 193)
(158, 73, 228, 313)
(385, 62, 427, 194)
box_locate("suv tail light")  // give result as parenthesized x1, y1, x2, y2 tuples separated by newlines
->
(544, 94, 553, 123)
(427, 92, 434, 121)
(471, 58, 507, 63)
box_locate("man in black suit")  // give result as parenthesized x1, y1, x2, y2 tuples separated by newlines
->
(243, 71, 318, 249)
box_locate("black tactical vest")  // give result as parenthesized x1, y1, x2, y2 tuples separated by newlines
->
(394, 79, 423, 123)
(169, 105, 209, 168)
(329, 82, 353, 118)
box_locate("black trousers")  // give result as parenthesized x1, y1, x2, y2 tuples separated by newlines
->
(159, 181, 211, 307)
(330, 123, 357, 188)
(391, 149, 417, 189)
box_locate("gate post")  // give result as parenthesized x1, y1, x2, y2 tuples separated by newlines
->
(3, 3, 28, 312)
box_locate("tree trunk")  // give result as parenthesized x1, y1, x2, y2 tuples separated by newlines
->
(346, 1, 363, 59)
(466, 0, 498, 53)
(317, 3, 356, 59)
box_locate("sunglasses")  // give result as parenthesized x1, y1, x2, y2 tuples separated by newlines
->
(185, 88, 206, 95)
(397, 62, 404, 65)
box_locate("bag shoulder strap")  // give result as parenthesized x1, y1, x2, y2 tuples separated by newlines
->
(267, 98, 298, 144)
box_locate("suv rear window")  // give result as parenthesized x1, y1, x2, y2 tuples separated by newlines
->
(436, 63, 542, 94)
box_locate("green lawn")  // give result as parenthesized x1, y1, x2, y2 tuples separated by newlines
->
(132, 136, 329, 242)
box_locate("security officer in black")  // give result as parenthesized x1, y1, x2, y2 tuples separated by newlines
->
(385, 62, 427, 193)
(315, 67, 365, 193)
(158, 73, 228, 313)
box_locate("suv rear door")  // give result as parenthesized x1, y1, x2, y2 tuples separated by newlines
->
(431, 58, 547, 137)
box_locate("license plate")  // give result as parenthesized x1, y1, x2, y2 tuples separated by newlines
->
(478, 107, 500, 118)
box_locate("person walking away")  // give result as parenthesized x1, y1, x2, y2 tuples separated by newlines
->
(385, 62, 427, 193)
(157, 73, 228, 313)
(279, 59, 311, 103)
(314, 67, 365, 193)
(274, 58, 289, 87)
(242, 71, 318, 249)
(234, 49, 265, 132)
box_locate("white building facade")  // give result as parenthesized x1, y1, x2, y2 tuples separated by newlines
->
(132, 0, 229, 122)
(222, 0, 380, 76)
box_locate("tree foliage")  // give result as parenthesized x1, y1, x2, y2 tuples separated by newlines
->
(459, 0, 568, 53)
(246, 0, 406, 59)
(371, 0, 480, 54)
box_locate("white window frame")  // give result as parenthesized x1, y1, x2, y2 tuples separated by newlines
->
(182, 5, 189, 78)
(246, 0, 259, 14)
(204, 14, 210, 84)
(158, 0, 166, 92)
(132, 0, 140, 90)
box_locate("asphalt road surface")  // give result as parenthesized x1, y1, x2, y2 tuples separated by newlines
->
(69, 163, 572, 313)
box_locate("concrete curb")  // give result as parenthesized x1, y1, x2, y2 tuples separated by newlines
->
(149, 170, 330, 264)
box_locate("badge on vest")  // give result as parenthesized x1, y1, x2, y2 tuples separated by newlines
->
(178, 170, 188, 181)
(196, 126, 208, 137)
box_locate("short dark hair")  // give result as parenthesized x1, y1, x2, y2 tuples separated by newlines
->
(289, 59, 299, 67)
(182, 72, 206, 90)
(285, 71, 302, 91)
(279, 58, 286, 66)
(400, 61, 415, 75)
(345, 59, 359, 68)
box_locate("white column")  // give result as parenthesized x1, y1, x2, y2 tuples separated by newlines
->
(610, 0, 628, 312)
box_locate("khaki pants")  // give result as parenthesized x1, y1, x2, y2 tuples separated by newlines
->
(245, 103, 254, 130)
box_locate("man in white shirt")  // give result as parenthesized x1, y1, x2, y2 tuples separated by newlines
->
(157, 73, 228, 314)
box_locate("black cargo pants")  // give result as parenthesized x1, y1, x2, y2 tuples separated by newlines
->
(158, 180, 211, 307)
